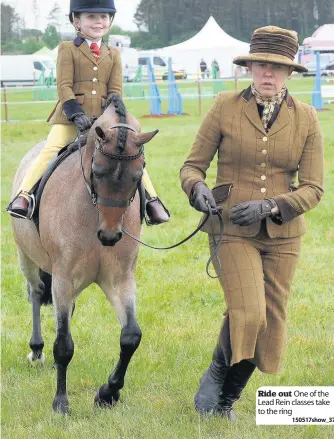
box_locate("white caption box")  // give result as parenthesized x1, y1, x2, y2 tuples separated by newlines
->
(256, 386, 334, 425)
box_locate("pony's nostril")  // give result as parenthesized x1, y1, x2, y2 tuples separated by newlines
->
(97, 230, 123, 246)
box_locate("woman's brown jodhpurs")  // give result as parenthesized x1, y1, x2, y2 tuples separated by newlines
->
(209, 221, 301, 374)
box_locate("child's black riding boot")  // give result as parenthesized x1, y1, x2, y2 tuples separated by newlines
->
(145, 196, 170, 225)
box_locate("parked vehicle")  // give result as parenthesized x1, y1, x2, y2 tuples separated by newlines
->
(138, 55, 187, 80)
(324, 61, 334, 75)
(1, 55, 56, 86)
(117, 47, 139, 82)
(162, 68, 187, 80)
(302, 58, 334, 76)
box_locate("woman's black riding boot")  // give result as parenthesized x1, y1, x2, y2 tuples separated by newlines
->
(216, 359, 256, 421)
(194, 344, 230, 414)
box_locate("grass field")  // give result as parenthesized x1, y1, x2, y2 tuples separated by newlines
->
(1, 78, 334, 439)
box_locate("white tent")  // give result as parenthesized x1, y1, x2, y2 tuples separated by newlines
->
(33, 46, 54, 57)
(303, 24, 334, 51)
(158, 16, 250, 77)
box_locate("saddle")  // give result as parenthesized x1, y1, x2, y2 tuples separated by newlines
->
(29, 133, 146, 229)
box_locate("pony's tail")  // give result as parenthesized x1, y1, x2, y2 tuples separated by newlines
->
(39, 269, 53, 305)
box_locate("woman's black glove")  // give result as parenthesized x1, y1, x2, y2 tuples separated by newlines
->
(190, 182, 217, 214)
(71, 113, 92, 132)
(230, 199, 277, 226)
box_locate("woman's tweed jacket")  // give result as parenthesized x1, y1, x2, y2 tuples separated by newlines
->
(180, 86, 324, 238)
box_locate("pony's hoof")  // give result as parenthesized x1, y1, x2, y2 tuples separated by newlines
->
(94, 384, 120, 407)
(52, 395, 70, 415)
(27, 351, 45, 365)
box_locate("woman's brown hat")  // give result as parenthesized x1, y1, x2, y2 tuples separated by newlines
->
(233, 26, 307, 73)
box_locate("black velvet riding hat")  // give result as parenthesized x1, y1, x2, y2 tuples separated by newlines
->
(69, 0, 116, 22)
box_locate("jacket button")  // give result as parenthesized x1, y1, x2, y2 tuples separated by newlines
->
(261, 163, 266, 168)
(92, 90, 97, 95)
(262, 150, 267, 155)
(92, 78, 97, 82)
(93, 66, 98, 71)
(263, 136, 268, 142)
(261, 175, 266, 181)
(261, 188, 266, 193)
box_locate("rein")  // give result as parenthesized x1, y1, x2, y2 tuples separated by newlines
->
(122, 204, 224, 278)
(78, 125, 223, 278)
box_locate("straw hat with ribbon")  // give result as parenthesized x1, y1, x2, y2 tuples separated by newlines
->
(233, 26, 307, 73)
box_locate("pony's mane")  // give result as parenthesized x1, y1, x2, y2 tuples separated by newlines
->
(105, 94, 128, 152)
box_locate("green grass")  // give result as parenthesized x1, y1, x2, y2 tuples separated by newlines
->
(1, 79, 334, 438)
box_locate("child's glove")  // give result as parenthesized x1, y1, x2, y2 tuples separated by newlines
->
(71, 113, 92, 132)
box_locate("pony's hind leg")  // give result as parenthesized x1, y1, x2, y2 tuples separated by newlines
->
(18, 248, 50, 364)
(51, 275, 75, 414)
(95, 277, 142, 407)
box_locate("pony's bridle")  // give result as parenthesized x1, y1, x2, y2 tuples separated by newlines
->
(79, 123, 144, 208)
(78, 123, 224, 279)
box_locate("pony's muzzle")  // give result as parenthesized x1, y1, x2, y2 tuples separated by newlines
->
(97, 229, 123, 246)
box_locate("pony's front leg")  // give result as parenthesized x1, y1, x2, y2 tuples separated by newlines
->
(52, 277, 75, 414)
(95, 278, 142, 407)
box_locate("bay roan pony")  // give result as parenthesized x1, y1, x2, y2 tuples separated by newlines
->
(10, 95, 158, 414)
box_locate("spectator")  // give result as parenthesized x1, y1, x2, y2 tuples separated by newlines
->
(200, 58, 207, 79)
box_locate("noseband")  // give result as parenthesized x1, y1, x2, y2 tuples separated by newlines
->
(79, 123, 145, 208)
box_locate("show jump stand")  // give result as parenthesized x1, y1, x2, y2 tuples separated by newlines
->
(312, 51, 334, 110)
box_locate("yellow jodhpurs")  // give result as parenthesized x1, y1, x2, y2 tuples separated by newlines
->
(142, 168, 157, 198)
(17, 124, 159, 199)
(17, 124, 77, 197)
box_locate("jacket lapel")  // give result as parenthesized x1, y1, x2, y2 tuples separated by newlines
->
(244, 97, 267, 135)
(97, 43, 110, 64)
(242, 85, 293, 136)
(268, 100, 291, 136)
(78, 40, 98, 65)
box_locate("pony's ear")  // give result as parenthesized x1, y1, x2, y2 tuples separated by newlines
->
(95, 126, 106, 141)
(134, 129, 159, 145)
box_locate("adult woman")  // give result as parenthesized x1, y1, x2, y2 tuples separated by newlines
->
(180, 26, 324, 419)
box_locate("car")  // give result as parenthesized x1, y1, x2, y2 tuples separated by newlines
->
(162, 70, 187, 80)
(324, 62, 334, 75)
(1, 55, 56, 86)
(302, 60, 334, 76)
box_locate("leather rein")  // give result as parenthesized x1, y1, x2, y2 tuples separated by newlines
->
(78, 125, 223, 278)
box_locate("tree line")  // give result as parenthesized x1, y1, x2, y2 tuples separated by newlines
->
(1, 2, 62, 54)
(134, 0, 334, 48)
(1, 0, 333, 54)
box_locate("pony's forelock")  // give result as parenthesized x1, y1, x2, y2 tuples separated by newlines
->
(105, 95, 127, 152)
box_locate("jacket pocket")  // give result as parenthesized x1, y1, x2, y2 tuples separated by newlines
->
(75, 93, 84, 105)
(212, 184, 233, 203)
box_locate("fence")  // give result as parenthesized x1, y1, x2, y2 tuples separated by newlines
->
(1, 77, 317, 123)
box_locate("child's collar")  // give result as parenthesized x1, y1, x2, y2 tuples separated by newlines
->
(73, 36, 105, 47)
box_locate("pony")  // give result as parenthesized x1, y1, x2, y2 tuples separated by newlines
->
(10, 95, 158, 414)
